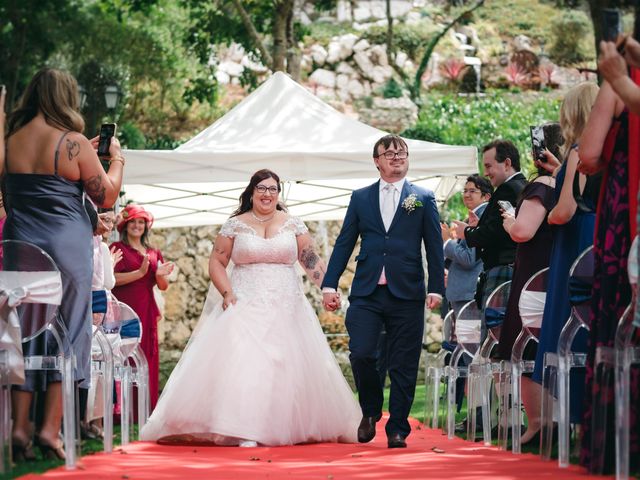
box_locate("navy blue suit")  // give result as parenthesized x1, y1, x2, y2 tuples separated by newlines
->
(323, 179, 445, 438)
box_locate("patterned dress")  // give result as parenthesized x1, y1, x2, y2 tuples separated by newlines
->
(580, 109, 639, 474)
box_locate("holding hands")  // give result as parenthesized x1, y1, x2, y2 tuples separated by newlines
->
(322, 291, 341, 311)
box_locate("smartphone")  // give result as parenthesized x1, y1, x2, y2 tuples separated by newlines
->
(97, 123, 117, 158)
(602, 8, 622, 42)
(530, 125, 546, 163)
(498, 200, 515, 215)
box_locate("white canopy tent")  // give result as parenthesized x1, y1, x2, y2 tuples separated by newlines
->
(123, 72, 478, 228)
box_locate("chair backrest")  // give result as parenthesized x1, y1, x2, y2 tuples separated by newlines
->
(455, 300, 482, 351)
(0, 240, 61, 341)
(440, 309, 456, 352)
(519, 267, 549, 329)
(102, 299, 142, 359)
(568, 246, 595, 328)
(484, 280, 511, 329)
(442, 309, 455, 343)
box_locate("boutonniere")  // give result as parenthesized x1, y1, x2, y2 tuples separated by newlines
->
(402, 193, 423, 213)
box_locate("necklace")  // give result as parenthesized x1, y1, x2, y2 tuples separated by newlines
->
(250, 210, 275, 223)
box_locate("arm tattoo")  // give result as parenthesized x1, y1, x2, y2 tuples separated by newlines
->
(300, 246, 319, 270)
(313, 271, 321, 280)
(84, 174, 106, 206)
(66, 139, 81, 161)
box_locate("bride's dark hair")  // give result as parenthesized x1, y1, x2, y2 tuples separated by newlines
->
(231, 169, 287, 217)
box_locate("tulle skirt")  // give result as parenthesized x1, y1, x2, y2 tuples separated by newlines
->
(140, 285, 361, 446)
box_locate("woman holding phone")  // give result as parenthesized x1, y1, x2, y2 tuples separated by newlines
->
(2, 68, 124, 460)
(496, 143, 557, 445)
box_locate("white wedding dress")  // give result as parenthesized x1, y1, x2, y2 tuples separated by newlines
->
(140, 216, 361, 446)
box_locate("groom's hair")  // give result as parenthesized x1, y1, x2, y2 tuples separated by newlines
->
(373, 134, 408, 158)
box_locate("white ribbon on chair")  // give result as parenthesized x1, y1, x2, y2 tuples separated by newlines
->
(0, 271, 63, 384)
(455, 320, 481, 344)
(518, 290, 546, 328)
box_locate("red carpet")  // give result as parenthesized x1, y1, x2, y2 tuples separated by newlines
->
(19, 416, 605, 479)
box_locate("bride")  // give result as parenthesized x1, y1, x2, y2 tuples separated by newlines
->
(140, 169, 361, 446)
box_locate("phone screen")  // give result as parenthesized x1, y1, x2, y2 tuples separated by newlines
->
(97, 123, 116, 157)
(530, 125, 546, 162)
(602, 8, 622, 42)
(498, 200, 515, 215)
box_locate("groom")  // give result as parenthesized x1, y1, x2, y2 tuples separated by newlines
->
(322, 134, 445, 448)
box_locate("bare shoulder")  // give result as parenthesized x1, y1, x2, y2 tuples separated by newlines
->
(533, 175, 554, 187)
(60, 132, 91, 160)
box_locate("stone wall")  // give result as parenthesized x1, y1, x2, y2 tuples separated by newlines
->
(149, 219, 443, 358)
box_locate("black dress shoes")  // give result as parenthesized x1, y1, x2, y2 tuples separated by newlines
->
(387, 433, 407, 448)
(357, 414, 382, 443)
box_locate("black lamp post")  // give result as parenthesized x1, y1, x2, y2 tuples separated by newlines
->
(78, 83, 121, 137)
(104, 85, 120, 112)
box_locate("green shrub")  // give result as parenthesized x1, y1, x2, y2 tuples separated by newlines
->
(403, 92, 561, 221)
(549, 10, 593, 65)
(382, 78, 404, 98)
(402, 92, 561, 175)
(118, 121, 146, 149)
(363, 23, 439, 61)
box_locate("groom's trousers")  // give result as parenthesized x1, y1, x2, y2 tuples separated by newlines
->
(345, 285, 424, 438)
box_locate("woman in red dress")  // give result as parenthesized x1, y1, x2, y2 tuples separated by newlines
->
(111, 204, 174, 409)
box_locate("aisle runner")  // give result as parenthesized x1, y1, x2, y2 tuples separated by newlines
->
(20, 417, 603, 479)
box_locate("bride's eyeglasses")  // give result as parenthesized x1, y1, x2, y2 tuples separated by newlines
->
(255, 185, 279, 195)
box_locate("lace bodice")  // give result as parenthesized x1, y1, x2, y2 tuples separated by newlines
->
(219, 216, 309, 304)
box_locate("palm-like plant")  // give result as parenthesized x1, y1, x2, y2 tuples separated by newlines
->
(505, 62, 528, 87)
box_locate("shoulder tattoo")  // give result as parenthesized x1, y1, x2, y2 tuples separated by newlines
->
(66, 139, 81, 161)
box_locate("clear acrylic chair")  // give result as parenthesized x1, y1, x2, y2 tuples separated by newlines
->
(0, 240, 78, 470)
(103, 299, 148, 445)
(446, 300, 481, 439)
(89, 292, 115, 453)
(615, 235, 639, 480)
(540, 245, 594, 466)
(424, 309, 455, 429)
(0, 349, 10, 473)
(590, 302, 632, 475)
(508, 267, 549, 454)
(467, 281, 511, 446)
(615, 300, 639, 480)
(615, 237, 639, 479)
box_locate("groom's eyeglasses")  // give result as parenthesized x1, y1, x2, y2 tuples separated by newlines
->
(255, 185, 279, 195)
(378, 150, 408, 160)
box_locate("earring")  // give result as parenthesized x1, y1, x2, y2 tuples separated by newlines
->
(249, 197, 253, 205)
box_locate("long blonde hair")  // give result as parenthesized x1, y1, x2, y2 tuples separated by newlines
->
(559, 82, 599, 158)
(7, 68, 85, 136)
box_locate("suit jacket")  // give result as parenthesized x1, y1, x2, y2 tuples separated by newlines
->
(322, 179, 445, 300)
(464, 172, 527, 270)
(444, 202, 487, 302)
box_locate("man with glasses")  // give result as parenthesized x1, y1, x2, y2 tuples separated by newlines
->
(322, 134, 445, 449)
(442, 174, 493, 317)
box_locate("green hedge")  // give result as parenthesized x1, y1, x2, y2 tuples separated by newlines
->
(402, 91, 561, 220)
(402, 92, 561, 175)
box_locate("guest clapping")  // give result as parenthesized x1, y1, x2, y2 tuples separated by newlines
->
(111, 205, 173, 410)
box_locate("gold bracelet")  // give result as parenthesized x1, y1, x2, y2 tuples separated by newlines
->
(109, 156, 125, 166)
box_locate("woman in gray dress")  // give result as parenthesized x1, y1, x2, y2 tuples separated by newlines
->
(1, 68, 124, 460)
